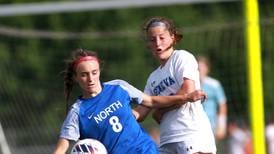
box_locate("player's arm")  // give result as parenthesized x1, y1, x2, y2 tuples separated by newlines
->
(141, 88, 205, 108)
(152, 104, 181, 124)
(132, 105, 152, 122)
(152, 78, 197, 123)
(53, 138, 70, 154)
(134, 79, 205, 122)
(177, 78, 196, 95)
(136, 89, 205, 123)
(216, 102, 227, 140)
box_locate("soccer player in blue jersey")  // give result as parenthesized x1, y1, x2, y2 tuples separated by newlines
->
(53, 49, 207, 154)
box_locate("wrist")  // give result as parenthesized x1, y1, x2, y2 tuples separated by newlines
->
(182, 93, 190, 103)
(218, 115, 227, 130)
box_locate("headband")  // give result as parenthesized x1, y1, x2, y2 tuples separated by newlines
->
(149, 21, 166, 28)
(72, 56, 98, 70)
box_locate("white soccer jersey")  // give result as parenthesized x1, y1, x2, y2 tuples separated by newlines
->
(144, 50, 216, 153)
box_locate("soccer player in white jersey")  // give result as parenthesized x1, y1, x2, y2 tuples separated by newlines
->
(53, 49, 207, 154)
(134, 17, 216, 154)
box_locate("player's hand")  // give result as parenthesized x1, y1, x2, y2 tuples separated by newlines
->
(186, 90, 207, 103)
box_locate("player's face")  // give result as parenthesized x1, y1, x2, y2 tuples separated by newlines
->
(75, 60, 101, 98)
(198, 61, 209, 80)
(147, 26, 175, 63)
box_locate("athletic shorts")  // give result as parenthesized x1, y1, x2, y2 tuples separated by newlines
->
(159, 141, 216, 154)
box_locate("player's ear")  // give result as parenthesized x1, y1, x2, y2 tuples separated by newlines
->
(171, 33, 176, 42)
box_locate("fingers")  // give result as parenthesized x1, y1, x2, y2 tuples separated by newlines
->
(189, 90, 207, 102)
(199, 90, 207, 103)
(201, 95, 207, 103)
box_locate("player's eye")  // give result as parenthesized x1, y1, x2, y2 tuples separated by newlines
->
(149, 37, 156, 42)
(92, 70, 98, 75)
(79, 72, 88, 77)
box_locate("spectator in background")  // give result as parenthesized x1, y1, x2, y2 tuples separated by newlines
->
(197, 55, 228, 141)
(227, 118, 252, 154)
(266, 118, 274, 154)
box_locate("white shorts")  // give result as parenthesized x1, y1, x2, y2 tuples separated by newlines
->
(159, 141, 216, 154)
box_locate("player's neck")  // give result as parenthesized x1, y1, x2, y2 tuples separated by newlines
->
(159, 49, 174, 68)
(83, 86, 102, 98)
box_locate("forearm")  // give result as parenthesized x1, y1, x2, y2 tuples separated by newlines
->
(152, 109, 162, 124)
(149, 94, 189, 108)
(151, 79, 202, 123)
(132, 105, 152, 122)
(54, 138, 70, 154)
(218, 103, 227, 129)
(218, 114, 227, 130)
(153, 105, 181, 124)
(143, 90, 206, 108)
(149, 78, 197, 108)
(216, 103, 227, 140)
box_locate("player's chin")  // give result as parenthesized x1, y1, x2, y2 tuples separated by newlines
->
(153, 51, 164, 59)
(85, 87, 96, 93)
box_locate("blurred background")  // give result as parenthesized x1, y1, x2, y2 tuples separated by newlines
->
(0, 0, 273, 153)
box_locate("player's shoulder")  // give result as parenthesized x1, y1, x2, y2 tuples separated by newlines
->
(174, 49, 195, 57)
(104, 79, 136, 92)
(171, 50, 197, 66)
(204, 76, 222, 87)
(104, 79, 130, 86)
(172, 49, 196, 61)
(69, 99, 82, 113)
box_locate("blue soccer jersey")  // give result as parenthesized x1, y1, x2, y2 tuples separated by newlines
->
(59, 79, 158, 154)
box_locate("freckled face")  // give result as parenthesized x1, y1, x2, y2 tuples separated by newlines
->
(74, 60, 101, 98)
(147, 26, 175, 63)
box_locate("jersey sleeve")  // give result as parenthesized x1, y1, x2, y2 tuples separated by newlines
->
(59, 101, 81, 141)
(174, 51, 199, 86)
(107, 79, 145, 104)
(144, 79, 153, 95)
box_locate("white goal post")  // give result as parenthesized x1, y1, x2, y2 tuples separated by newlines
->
(0, 122, 11, 154)
(0, 0, 239, 17)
